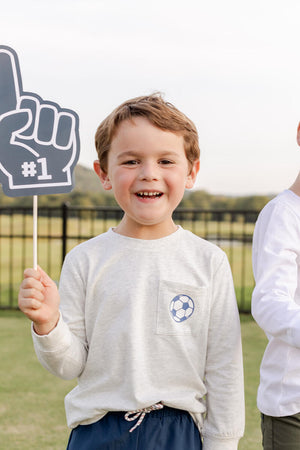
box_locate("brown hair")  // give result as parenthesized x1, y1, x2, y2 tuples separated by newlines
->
(95, 93, 200, 173)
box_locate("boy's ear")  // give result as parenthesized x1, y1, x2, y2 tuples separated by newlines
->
(93, 160, 112, 190)
(297, 123, 300, 147)
(185, 160, 200, 189)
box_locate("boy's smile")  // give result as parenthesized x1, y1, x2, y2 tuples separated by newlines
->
(94, 117, 199, 239)
(135, 191, 163, 199)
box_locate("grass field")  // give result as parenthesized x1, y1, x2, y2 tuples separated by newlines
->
(0, 311, 267, 449)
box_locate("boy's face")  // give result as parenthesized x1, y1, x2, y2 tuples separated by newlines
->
(94, 117, 199, 238)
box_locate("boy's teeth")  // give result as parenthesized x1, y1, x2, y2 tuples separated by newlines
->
(137, 192, 161, 197)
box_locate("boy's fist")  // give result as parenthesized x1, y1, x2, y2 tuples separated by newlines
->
(18, 266, 60, 335)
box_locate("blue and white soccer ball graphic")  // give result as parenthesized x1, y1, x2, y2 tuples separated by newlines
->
(169, 295, 195, 323)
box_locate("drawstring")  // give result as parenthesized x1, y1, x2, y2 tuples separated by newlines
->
(124, 402, 164, 432)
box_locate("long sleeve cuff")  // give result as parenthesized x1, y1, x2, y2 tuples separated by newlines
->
(203, 436, 241, 450)
(31, 312, 72, 353)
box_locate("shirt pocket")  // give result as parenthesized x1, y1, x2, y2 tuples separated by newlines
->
(155, 280, 208, 336)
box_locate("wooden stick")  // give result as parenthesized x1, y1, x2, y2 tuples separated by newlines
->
(33, 195, 38, 270)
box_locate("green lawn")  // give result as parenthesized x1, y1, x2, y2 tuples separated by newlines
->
(0, 311, 267, 449)
(0, 310, 75, 449)
(239, 314, 266, 449)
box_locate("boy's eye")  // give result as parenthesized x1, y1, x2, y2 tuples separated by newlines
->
(123, 160, 139, 165)
(159, 159, 173, 165)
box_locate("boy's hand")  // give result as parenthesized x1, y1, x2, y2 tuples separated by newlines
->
(18, 266, 60, 335)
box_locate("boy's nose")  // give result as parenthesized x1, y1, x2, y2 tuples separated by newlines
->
(138, 163, 159, 181)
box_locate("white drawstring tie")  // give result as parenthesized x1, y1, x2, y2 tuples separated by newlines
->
(124, 402, 164, 432)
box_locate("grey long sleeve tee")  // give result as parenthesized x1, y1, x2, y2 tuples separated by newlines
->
(32, 227, 244, 450)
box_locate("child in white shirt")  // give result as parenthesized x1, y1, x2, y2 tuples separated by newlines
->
(19, 94, 244, 450)
(252, 122, 300, 449)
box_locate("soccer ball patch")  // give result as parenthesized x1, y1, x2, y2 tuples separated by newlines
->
(169, 295, 195, 323)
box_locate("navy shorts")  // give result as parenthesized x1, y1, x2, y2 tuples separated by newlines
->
(67, 406, 202, 450)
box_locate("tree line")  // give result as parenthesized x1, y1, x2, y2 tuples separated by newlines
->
(0, 164, 273, 212)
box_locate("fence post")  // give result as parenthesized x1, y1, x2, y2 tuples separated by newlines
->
(62, 202, 69, 265)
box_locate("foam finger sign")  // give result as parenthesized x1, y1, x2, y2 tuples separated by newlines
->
(0, 45, 80, 197)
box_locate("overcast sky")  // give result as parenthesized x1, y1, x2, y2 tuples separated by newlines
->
(1, 0, 299, 195)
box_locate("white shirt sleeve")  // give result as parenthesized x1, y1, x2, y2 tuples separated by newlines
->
(31, 251, 88, 380)
(251, 201, 300, 347)
(202, 255, 245, 449)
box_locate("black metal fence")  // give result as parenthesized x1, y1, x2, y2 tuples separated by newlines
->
(0, 204, 259, 312)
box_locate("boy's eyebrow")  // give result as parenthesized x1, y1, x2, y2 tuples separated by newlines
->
(116, 151, 138, 160)
(116, 150, 181, 160)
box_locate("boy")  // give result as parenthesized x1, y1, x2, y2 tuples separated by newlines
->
(252, 123, 300, 449)
(18, 94, 244, 450)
